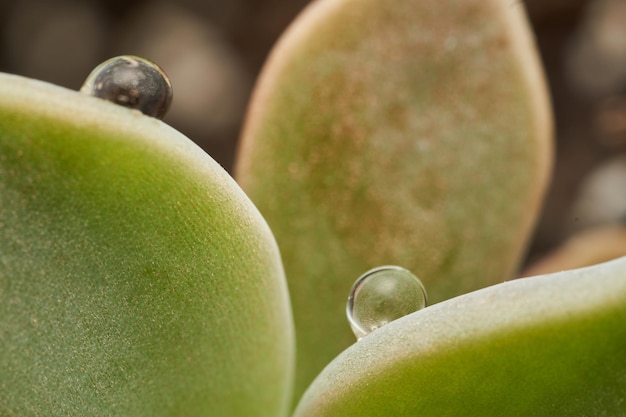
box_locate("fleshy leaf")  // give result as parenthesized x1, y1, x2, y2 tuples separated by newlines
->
(236, 0, 553, 396)
(0, 73, 294, 417)
(293, 256, 626, 417)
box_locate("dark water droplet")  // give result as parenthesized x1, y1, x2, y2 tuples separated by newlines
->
(81, 55, 172, 119)
(347, 265, 427, 340)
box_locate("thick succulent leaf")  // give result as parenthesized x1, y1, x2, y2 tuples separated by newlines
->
(293, 256, 626, 417)
(236, 0, 553, 396)
(0, 73, 294, 417)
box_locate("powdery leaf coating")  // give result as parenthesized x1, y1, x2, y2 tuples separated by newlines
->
(294, 256, 626, 417)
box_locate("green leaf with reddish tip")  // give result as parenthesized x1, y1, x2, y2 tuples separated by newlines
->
(293, 256, 626, 417)
(235, 0, 553, 398)
(0, 73, 294, 417)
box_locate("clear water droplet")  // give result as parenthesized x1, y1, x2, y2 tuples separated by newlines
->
(80, 55, 172, 119)
(346, 265, 427, 340)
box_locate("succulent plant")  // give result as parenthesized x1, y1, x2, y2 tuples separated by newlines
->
(1, 0, 625, 416)
(0, 68, 292, 416)
(235, 0, 554, 399)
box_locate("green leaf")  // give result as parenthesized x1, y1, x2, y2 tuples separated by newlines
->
(235, 0, 553, 397)
(293, 256, 626, 417)
(0, 73, 294, 417)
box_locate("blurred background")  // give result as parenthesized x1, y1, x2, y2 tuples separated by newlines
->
(0, 0, 624, 268)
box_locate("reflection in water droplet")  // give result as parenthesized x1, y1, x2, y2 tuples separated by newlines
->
(80, 55, 172, 119)
(346, 265, 427, 340)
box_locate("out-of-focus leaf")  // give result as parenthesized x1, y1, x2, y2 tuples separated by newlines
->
(236, 0, 553, 396)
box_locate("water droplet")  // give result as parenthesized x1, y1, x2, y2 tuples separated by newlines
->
(80, 55, 172, 119)
(346, 265, 427, 340)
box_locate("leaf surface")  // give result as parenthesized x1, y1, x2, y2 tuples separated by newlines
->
(0, 73, 294, 417)
(236, 0, 553, 396)
(293, 256, 626, 417)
